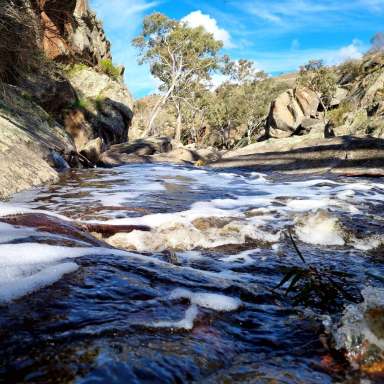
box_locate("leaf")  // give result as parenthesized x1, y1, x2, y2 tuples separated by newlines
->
(285, 272, 304, 295)
(274, 270, 297, 290)
(288, 230, 307, 265)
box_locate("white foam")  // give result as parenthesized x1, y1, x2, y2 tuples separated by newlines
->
(352, 236, 384, 251)
(170, 288, 241, 312)
(295, 211, 345, 246)
(0, 222, 38, 243)
(107, 219, 280, 252)
(0, 263, 78, 303)
(0, 243, 131, 303)
(220, 249, 258, 266)
(286, 198, 332, 211)
(151, 305, 198, 330)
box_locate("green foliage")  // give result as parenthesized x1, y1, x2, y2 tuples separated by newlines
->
(20, 90, 34, 102)
(203, 63, 288, 148)
(275, 231, 362, 309)
(297, 60, 337, 110)
(338, 59, 362, 83)
(65, 63, 89, 77)
(133, 12, 223, 139)
(326, 101, 352, 127)
(94, 95, 106, 111)
(72, 98, 91, 111)
(98, 59, 121, 80)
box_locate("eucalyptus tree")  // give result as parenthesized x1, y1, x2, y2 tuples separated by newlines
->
(133, 13, 223, 141)
(297, 60, 337, 114)
(206, 59, 287, 147)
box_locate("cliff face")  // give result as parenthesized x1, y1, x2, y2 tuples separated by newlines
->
(0, 0, 133, 199)
(37, 0, 112, 65)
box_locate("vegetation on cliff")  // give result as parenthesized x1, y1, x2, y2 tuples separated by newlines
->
(0, 0, 133, 198)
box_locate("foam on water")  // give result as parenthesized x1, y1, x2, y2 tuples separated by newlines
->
(0, 243, 104, 303)
(170, 288, 242, 312)
(2, 164, 384, 302)
(151, 305, 199, 330)
(151, 289, 241, 330)
(0, 263, 79, 303)
(294, 211, 345, 246)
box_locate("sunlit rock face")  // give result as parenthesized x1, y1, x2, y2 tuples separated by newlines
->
(266, 87, 321, 139)
(66, 67, 133, 149)
(37, 0, 112, 65)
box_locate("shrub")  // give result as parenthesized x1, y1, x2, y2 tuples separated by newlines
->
(338, 59, 362, 83)
(94, 95, 106, 110)
(327, 101, 352, 127)
(98, 59, 121, 80)
(65, 63, 89, 77)
(72, 98, 91, 110)
(0, 0, 41, 84)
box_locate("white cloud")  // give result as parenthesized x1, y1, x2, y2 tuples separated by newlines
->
(181, 10, 235, 48)
(92, 0, 160, 30)
(360, 0, 384, 11)
(238, 0, 383, 32)
(330, 39, 363, 64)
(91, 0, 161, 98)
(248, 40, 366, 75)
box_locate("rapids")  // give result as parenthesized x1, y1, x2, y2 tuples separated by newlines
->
(0, 164, 384, 383)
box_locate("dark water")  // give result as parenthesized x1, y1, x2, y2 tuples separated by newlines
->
(0, 164, 384, 383)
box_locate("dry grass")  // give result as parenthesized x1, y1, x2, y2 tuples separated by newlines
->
(0, 0, 41, 84)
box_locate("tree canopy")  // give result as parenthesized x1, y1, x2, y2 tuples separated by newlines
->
(133, 13, 223, 140)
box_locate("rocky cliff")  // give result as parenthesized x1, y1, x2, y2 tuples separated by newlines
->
(265, 52, 384, 141)
(0, 0, 133, 199)
(37, 0, 112, 64)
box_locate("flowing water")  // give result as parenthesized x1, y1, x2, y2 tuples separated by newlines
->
(0, 164, 384, 383)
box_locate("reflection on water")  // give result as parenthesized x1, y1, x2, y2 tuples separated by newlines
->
(0, 164, 384, 383)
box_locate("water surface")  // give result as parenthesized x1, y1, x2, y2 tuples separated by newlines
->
(1, 164, 384, 383)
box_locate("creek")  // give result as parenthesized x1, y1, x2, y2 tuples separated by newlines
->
(0, 164, 383, 383)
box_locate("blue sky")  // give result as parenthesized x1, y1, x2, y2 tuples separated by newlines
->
(91, 0, 384, 99)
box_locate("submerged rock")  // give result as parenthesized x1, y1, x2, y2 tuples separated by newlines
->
(334, 287, 384, 375)
(80, 137, 105, 164)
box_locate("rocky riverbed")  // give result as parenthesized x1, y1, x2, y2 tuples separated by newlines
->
(0, 164, 383, 383)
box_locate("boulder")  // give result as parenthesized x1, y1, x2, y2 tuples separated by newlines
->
(152, 148, 199, 163)
(99, 152, 150, 167)
(64, 109, 93, 151)
(299, 118, 326, 135)
(80, 137, 105, 164)
(210, 135, 384, 175)
(0, 145, 59, 200)
(99, 137, 172, 167)
(68, 68, 133, 110)
(0, 85, 75, 199)
(267, 87, 320, 138)
(195, 147, 222, 162)
(20, 72, 76, 118)
(98, 139, 202, 167)
(47, 150, 71, 170)
(67, 67, 133, 146)
(330, 87, 348, 107)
